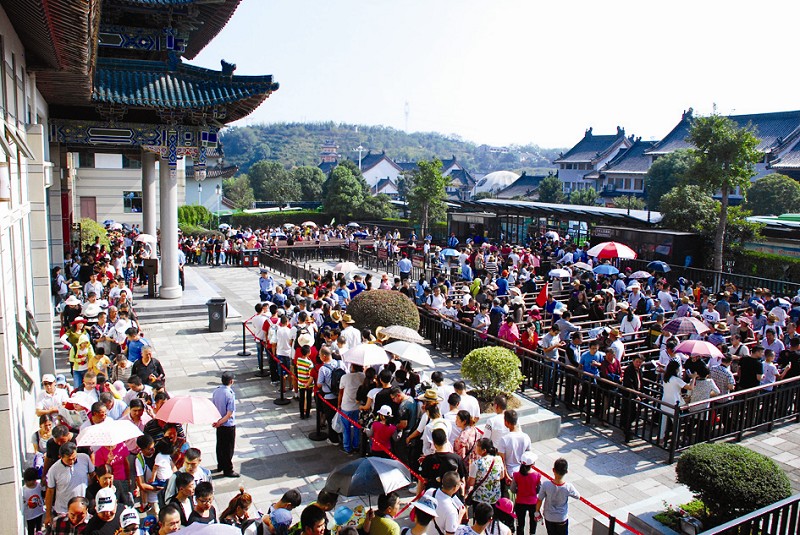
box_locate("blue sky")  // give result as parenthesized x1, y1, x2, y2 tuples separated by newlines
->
(194, 0, 800, 148)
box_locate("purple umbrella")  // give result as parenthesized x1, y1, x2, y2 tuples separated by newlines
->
(663, 316, 710, 336)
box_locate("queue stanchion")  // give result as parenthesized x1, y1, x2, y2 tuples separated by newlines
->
(237, 321, 251, 357)
(308, 390, 328, 442)
(273, 353, 291, 406)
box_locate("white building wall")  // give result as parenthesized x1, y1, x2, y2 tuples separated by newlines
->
(0, 5, 54, 532)
(362, 159, 401, 188)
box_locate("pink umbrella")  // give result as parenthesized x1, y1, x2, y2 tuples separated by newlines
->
(586, 241, 637, 260)
(156, 396, 222, 425)
(663, 316, 711, 335)
(675, 340, 723, 359)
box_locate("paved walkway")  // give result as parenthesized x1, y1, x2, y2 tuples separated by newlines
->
(59, 261, 800, 533)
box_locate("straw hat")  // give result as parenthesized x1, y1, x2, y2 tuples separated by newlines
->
(681, 296, 690, 304)
(715, 322, 729, 333)
(331, 310, 342, 323)
(297, 332, 314, 347)
(416, 389, 443, 402)
(375, 326, 389, 342)
(69, 281, 82, 290)
(609, 328, 621, 337)
(342, 314, 356, 324)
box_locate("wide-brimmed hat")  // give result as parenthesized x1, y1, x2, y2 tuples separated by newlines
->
(495, 498, 517, 519)
(331, 310, 342, 323)
(71, 316, 88, 326)
(618, 302, 630, 310)
(411, 495, 438, 517)
(64, 295, 81, 306)
(375, 326, 389, 342)
(416, 389, 443, 402)
(511, 295, 525, 306)
(609, 328, 621, 337)
(342, 314, 356, 324)
(68, 281, 82, 290)
(297, 332, 314, 347)
(715, 322, 729, 333)
(83, 303, 102, 318)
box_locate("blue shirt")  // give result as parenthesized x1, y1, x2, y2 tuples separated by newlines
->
(127, 339, 148, 363)
(212, 385, 236, 427)
(398, 258, 412, 273)
(496, 277, 509, 296)
(260, 275, 275, 293)
(580, 350, 602, 376)
(460, 264, 473, 281)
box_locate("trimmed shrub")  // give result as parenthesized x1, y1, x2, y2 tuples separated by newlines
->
(676, 443, 791, 524)
(346, 290, 419, 333)
(79, 218, 110, 249)
(178, 223, 222, 238)
(230, 210, 327, 229)
(178, 204, 213, 227)
(461, 346, 523, 401)
(734, 249, 800, 283)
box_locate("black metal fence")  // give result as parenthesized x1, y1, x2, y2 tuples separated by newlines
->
(619, 258, 800, 296)
(698, 493, 800, 534)
(416, 307, 800, 463)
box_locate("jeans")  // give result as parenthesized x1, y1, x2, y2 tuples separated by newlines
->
(73, 369, 86, 389)
(341, 409, 360, 452)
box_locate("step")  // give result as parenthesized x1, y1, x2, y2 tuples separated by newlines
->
(519, 407, 561, 443)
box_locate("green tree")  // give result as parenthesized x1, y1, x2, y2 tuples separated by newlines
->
(324, 165, 364, 219)
(744, 173, 800, 216)
(569, 188, 598, 206)
(615, 195, 646, 211)
(407, 159, 448, 237)
(537, 175, 565, 203)
(222, 175, 255, 210)
(686, 114, 761, 271)
(248, 160, 300, 204)
(644, 149, 693, 210)
(473, 191, 494, 200)
(292, 166, 326, 201)
(357, 194, 394, 219)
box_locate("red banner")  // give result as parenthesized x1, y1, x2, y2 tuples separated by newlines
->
(377, 248, 388, 260)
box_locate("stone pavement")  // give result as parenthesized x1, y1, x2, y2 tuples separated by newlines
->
(55, 261, 800, 534)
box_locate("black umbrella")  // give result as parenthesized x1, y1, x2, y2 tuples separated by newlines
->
(324, 457, 413, 497)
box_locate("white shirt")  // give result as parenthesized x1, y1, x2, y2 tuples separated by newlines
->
(658, 290, 674, 311)
(457, 393, 481, 420)
(497, 430, 531, 475)
(36, 389, 68, 412)
(251, 314, 269, 341)
(341, 325, 362, 350)
(422, 418, 453, 456)
(483, 412, 508, 445)
(702, 309, 720, 326)
(435, 383, 455, 418)
(426, 488, 463, 535)
(275, 325, 297, 357)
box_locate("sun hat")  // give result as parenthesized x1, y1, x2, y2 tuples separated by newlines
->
(375, 326, 389, 342)
(119, 507, 139, 529)
(377, 405, 393, 417)
(83, 303, 102, 318)
(68, 281, 82, 290)
(333, 506, 354, 526)
(96, 487, 117, 513)
(297, 332, 314, 347)
(64, 295, 81, 306)
(416, 389, 443, 402)
(71, 316, 88, 326)
(521, 451, 538, 466)
(609, 328, 621, 337)
(495, 498, 517, 519)
(331, 310, 342, 323)
(342, 314, 356, 324)
(411, 495, 438, 517)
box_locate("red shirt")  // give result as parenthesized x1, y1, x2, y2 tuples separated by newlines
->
(370, 421, 396, 453)
(513, 470, 541, 505)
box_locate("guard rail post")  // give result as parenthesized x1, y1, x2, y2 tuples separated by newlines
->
(308, 392, 329, 442)
(607, 515, 616, 534)
(237, 322, 251, 357)
(274, 360, 291, 406)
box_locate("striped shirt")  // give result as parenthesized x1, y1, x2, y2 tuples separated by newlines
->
(296, 357, 314, 387)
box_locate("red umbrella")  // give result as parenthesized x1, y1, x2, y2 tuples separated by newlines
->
(155, 396, 222, 425)
(586, 241, 637, 260)
(663, 316, 710, 336)
(675, 340, 723, 359)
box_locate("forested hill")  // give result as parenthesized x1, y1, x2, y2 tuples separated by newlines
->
(220, 122, 564, 175)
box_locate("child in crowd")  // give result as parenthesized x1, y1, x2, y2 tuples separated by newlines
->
(512, 452, 541, 535)
(150, 440, 175, 490)
(296, 345, 314, 420)
(89, 347, 112, 377)
(762, 350, 780, 391)
(368, 405, 397, 458)
(535, 458, 580, 535)
(22, 467, 44, 535)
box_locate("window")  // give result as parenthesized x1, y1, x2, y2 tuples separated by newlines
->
(122, 154, 142, 169)
(123, 191, 142, 213)
(624, 178, 632, 190)
(634, 179, 643, 191)
(78, 152, 95, 168)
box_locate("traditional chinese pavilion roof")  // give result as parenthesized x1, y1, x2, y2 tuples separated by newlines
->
(554, 127, 630, 164)
(92, 58, 278, 123)
(770, 143, 800, 170)
(359, 151, 402, 172)
(647, 109, 800, 156)
(496, 173, 546, 199)
(585, 138, 656, 179)
(109, 0, 244, 59)
(448, 168, 475, 188)
(187, 164, 238, 180)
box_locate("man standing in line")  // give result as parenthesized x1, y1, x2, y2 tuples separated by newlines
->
(212, 372, 239, 478)
(398, 253, 412, 282)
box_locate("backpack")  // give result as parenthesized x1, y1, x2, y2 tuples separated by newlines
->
(326, 363, 346, 395)
(635, 296, 652, 316)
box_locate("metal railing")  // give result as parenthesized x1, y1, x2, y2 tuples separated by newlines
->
(415, 306, 800, 463)
(698, 493, 800, 534)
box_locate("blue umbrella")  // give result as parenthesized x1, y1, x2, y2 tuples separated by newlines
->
(593, 264, 619, 276)
(441, 248, 460, 257)
(647, 261, 671, 273)
(103, 219, 115, 226)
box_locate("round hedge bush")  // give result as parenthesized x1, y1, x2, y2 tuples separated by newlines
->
(347, 290, 420, 333)
(676, 443, 791, 524)
(461, 346, 523, 401)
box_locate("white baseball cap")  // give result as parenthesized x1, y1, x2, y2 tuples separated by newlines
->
(377, 405, 393, 417)
(42, 374, 56, 384)
(95, 487, 117, 513)
(120, 507, 140, 529)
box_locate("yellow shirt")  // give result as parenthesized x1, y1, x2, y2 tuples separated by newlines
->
(89, 355, 112, 376)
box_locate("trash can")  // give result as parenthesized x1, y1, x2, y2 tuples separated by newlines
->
(206, 298, 228, 332)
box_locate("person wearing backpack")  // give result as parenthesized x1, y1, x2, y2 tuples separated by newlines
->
(317, 347, 345, 445)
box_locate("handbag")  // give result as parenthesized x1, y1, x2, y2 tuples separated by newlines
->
(464, 458, 496, 506)
(331, 412, 344, 434)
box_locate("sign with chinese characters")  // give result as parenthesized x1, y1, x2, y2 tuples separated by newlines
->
(412, 254, 425, 269)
